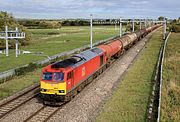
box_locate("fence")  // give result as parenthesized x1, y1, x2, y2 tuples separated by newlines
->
(157, 32, 171, 122)
(147, 32, 171, 121)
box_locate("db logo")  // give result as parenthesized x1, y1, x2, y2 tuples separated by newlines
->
(82, 67, 85, 76)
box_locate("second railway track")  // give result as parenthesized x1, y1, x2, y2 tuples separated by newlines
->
(24, 102, 66, 122)
(0, 83, 40, 119)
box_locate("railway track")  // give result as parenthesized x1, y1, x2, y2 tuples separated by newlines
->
(0, 83, 40, 119)
(24, 102, 66, 122)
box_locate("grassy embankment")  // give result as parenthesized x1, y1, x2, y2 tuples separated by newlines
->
(0, 26, 122, 72)
(161, 33, 180, 121)
(96, 28, 163, 121)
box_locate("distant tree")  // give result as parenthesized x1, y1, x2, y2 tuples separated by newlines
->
(158, 16, 168, 21)
(62, 20, 89, 26)
(62, 20, 71, 26)
(158, 16, 164, 21)
(172, 19, 177, 23)
(0, 11, 31, 49)
(18, 20, 41, 28)
(39, 21, 61, 29)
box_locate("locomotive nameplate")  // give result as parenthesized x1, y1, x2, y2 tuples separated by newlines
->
(82, 67, 86, 76)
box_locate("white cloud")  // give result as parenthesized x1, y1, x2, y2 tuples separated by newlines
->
(0, 0, 179, 19)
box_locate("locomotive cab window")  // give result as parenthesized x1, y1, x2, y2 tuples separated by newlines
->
(67, 72, 73, 80)
(100, 55, 104, 66)
(54, 72, 64, 82)
(42, 72, 52, 81)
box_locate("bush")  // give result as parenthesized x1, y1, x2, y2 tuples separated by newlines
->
(39, 21, 61, 29)
(15, 62, 37, 76)
(170, 24, 180, 33)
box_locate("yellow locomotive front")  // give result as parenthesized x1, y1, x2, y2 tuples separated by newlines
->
(40, 67, 67, 102)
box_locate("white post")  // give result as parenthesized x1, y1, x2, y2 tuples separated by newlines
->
(5, 26, 8, 56)
(140, 19, 142, 30)
(115, 21, 117, 31)
(145, 19, 147, 28)
(90, 14, 93, 49)
(163, 17, 166, 40)
(151, 20, 153, 26)
(126, 21, 128, 32)
(132, 18, 135, 32)
(15, 27, 18, 57)
(120, 18, 122, 37)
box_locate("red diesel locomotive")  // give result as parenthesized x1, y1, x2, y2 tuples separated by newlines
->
(40, 24, 161, 104)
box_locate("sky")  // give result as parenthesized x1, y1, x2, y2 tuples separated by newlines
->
(0, 0, 179, 19)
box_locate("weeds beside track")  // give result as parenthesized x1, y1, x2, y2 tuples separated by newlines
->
(161, 32, 180, 121)
(96, 28, 163, 122)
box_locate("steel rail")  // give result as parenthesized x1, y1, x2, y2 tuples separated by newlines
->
(23, 102, 66, 122)
(0, 84, 40, 119)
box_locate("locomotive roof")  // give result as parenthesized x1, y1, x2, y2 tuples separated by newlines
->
(51, 47, 103, 69)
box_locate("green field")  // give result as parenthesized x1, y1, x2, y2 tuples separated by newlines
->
(161, 33, 180, 121)
(96, 29, 163, 121)
(0, 26, 123, 72)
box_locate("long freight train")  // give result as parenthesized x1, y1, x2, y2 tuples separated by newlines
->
(40, 24, 161, 104)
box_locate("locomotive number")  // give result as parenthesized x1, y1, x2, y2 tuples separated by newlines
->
(82, 67, 85, 76)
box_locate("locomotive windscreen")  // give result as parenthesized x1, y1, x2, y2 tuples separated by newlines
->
(42, 72, 52, 81)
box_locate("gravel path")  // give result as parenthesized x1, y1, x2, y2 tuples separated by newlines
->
(0, 29, 159, 122)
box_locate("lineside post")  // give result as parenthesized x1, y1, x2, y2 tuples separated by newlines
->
(126, 21, 128, 33)
(120, 18, 122, 37)
(163, 17, 166, 40)
(15, 27, 18, 57)
(115, 20, 117, 31)
(5, 26, 8, 56)
(140, 19, 142, 30)
(132, 18, 134, 32)
(90, 14, 93, 49)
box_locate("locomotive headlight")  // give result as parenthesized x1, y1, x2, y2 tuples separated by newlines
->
(59, 90, 65, 93)
(41, 88, 47, 92)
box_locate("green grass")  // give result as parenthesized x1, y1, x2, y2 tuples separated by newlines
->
(0, 26, 124, 72)
(161, 33, 180, 121)
(96, 29, 163, 122)
(0, 68, 41, 99)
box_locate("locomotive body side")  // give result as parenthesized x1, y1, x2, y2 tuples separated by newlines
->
(40, 48, 106, 102)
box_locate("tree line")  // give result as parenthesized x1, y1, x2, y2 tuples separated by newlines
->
(158, 16, 180, 33)
(18, 20, 62, 29)
(169, 18, 180, 33)
(18, 19, 90, 29)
